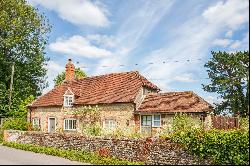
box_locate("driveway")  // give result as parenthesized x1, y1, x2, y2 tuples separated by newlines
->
(0, 145, 91, 165)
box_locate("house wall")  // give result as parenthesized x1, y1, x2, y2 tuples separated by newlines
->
(28, 103, 135, 133)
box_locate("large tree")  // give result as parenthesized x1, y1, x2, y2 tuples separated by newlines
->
(0, 0, 51, 116)
(53, 68, 87, 86)
(203, 51, 249, 117)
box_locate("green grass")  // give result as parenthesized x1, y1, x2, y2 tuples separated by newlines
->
(3, 142, 144, 165)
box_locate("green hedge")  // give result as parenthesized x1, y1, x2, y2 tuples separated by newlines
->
(3, 142, 144, 165)
(170, 128, 249, 165)
(1, 118, 31, 131)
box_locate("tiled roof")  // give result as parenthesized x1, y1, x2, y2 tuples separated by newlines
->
(30, 71, 160, 107)
(138, 92, 212, 113)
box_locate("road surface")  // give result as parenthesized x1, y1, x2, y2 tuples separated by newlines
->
(0, 145, 90, 165)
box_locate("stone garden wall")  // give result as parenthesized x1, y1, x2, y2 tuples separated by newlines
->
(4, 130, 210, 165)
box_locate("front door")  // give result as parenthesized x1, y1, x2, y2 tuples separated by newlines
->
(141, 115, 152, 136)
(48, 118, 56, 133)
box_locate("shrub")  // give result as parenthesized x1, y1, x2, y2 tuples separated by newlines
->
(81, 123, 102, 136)
(170, 127, 249, 165)
(2, 118, 30, 131)
(3, 142, 144, 165)
(239, 116, 249, 131)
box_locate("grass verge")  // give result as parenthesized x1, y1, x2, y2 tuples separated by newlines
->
(3, 142, 144, 165)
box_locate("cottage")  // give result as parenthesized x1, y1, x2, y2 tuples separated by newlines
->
(27, 59, 212, 135)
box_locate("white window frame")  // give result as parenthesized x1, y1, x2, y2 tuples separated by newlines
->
(103, 119, 116, 130)
(63, 95, 74, 107)
(152, 114, 161, 127)
(141, 114, 161, 128)
(64, 119, 77, 131)
(32, 117, 40, 128)
(63, 89, 74, 107)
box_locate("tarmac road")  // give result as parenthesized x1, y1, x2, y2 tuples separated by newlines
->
(0, 145, 91, 165)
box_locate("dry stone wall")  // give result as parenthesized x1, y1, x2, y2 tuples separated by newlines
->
(4, 130, 211, 165)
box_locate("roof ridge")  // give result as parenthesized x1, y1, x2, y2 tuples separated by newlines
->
(76, 71, 139, 82)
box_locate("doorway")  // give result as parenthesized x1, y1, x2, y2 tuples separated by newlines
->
(48, 117, 56, 133)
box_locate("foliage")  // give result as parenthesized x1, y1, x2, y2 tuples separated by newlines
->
(7, 95, 34, 118)
(53, 68, 87, 86)
(239, 116, 249, 131)
(81, 123, 102, 136)
(172, 113, 202, 133)
(0, 0, 51, 116)
(203, 51, 249, 116)
(0, 128, 3, 143)
(1, 118, 30, 131)
(72, 105, 100, 124)
(3, 142, 144, 165)
(169, 113, 249, 165)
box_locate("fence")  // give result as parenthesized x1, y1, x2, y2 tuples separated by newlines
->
(211, 115, 239, 130)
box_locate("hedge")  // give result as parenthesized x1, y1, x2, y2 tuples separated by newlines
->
(170, 128, 249, 165)
(3, 142, 144, 165)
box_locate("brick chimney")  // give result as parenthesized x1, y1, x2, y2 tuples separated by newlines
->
(65, 59, 75, 81)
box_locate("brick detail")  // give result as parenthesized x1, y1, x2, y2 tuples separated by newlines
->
(65, 59, 75, 81)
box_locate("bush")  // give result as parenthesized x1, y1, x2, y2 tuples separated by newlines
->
(170, 127, 249, 165)
(239, 116, 249, 131)
(81, 123, 102, 136)
(3, 142, 144, 165)
(1, 118, 30, 131)
(0, 129, 3, 143)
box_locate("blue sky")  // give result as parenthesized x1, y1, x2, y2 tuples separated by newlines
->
(29, 0, 249, 105)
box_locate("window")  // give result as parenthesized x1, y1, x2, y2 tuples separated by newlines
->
(104, 119, 116, 130)
(64, 119, 77, 130)
(32, 118, 40, 128)
(141, 115, 161, 127)
(64, 95, 73, 107)
(153, 115, 161, 127)
(141, 115, 152, 126)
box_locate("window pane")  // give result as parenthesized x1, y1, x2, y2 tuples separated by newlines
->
(154, 115, 160, 120)
(154, 121, 160, 127)
(73, 120, 76, 129)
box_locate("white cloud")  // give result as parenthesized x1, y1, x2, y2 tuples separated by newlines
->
(205, 96, 224, 106)
(29, 0, 109, 27)
(86, 34, 117, 48)
(230, 40, 241, 49)
(212, 38, 232, 47)
(202, 0, 249, 30)
(43, 61, 65, 94)
(225, 30, 233, 38)
(174, 74, 196, 83)
(49, 35, 113, 58)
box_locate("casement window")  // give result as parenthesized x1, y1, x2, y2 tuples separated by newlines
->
(152, 115, 161, 127)
(104, 119, 116, 130)
(64, 95, 73, 107)
(141, 115, 161, 127)
(32, 118, 40, 128)
(64, 119, 77, 130)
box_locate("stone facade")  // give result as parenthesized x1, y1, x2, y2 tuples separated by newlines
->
(28, 103, 135, 133)
(4, 130, 211, 165)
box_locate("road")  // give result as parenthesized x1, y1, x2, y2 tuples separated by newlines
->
(0, 145, 91, 165)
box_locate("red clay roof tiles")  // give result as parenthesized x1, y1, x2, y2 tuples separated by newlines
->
(30, 71, 160, 107)
(138, 92, 212, 113)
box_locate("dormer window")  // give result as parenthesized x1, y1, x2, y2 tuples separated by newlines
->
(63, 89, 74, 107)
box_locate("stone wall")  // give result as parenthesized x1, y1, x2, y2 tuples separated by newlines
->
(4, 130, 211, 165)
(29, 103, 135, 133)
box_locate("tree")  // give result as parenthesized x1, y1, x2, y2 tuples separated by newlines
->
(53, 68, 87, 86)
(0, 0, 51, 116)
(203, 51, 249, 117)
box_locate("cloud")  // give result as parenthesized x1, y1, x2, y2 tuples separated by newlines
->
(229, 32, 249, 50)
(173, 74, 196, 83)
(43, 61, 65, 94)
(212, 38, 232, 47)
(49, 35, 113, 58)
(86, 34, 117, 48)
(202, 0, 249, 30)
(225, 30, 233, 38)
(205, 96, 224, 106)
(29, 0, 109, 27)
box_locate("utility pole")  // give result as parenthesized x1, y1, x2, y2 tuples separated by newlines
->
(8, 62, 15, 111)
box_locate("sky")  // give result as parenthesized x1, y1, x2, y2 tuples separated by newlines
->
(28, 0, 249, 105)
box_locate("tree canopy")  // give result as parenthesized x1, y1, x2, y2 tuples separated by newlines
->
(53, 68, 87, 86)
(0, 0, 51, 117)
(203, 51, 249, 117)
